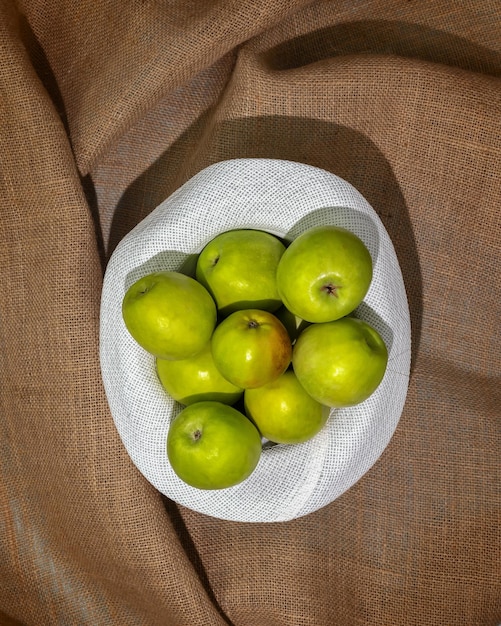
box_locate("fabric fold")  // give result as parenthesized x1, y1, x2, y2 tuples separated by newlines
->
(1, 1, 501, 624)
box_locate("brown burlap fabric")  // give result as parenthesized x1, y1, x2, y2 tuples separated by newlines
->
(1, 0, 500, 624)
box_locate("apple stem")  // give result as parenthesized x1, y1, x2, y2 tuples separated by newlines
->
(322, 283, 340, 297)
(192, 429, 202, 441)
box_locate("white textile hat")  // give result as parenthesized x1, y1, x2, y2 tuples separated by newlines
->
(100, 158, 411, 522)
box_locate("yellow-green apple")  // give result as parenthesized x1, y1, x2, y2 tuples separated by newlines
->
(292, 317, 388, 407)
(122, 271, 216, 360)
(274, 305, 311, 344)
(167, 401, 262, 489)
(195, 229, 286, 316)
(276, 225, 373, 323)
(211, 309, 292, 389)
(156, 342, 243, 406)
(244, 370, 330, 444)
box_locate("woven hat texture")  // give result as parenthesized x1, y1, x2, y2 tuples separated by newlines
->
(100, 158, 411, 522)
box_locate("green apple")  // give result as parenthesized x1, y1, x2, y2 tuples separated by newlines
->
(211, 309, 292, 389)
(195, 229, 286, 316)
(122, 271, 217, 360)
(244, 370, 330, 444)
(276, 225, 373, 323)
(292, 317, 388, 408)
(167, 401, 262, 489)
(156, 342, 243, 406)
(274, 305, 311, 344)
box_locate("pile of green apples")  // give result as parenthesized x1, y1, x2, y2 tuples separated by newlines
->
(121, 226, 388, 491)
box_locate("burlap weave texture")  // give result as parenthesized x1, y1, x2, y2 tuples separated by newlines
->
(1, 1, 500, 624)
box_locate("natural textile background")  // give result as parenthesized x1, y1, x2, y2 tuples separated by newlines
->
(1, 1, 500, 624)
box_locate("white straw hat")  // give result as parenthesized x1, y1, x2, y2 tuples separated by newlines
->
(100, 159, 411, 522)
